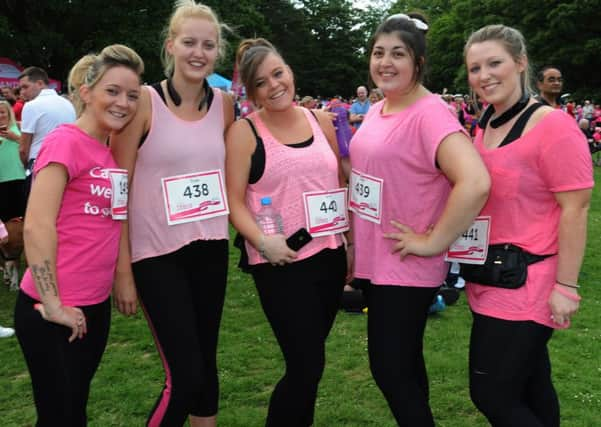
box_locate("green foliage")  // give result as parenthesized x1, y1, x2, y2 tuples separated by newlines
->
(1, 1, 599, 100)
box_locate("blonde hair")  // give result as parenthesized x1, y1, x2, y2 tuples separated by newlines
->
(0, 100, 17, 128)
(235, 38, 284, 103)
(464, 25, 532, 96)
(68, 44, 144, 117)
(161, 0, 228, 78)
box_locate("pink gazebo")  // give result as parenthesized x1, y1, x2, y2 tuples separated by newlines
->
(0, 57, 62, 92)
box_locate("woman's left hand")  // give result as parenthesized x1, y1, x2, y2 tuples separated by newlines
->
(548, 289, 580, 326)
(384, 220, 435, 260)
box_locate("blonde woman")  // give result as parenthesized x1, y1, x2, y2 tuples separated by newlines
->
(464, 25, 592, 426)
(111, 1, 233, 425)
(0, 99, 25, 289)
(14, 44, 143, 426)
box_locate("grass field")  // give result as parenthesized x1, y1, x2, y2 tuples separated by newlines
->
(1, 171, 600, 426)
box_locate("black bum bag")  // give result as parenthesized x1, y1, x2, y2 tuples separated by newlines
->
(460, 244, 554, 289)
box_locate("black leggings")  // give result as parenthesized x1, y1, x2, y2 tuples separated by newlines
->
(251, 246, 346, 427)
(469, 312, 559, 427)
(366, 284, 438, 427)
(0, 179, 26, 222)
(14, 291, 111, 427)
(132, 239, 228, 427)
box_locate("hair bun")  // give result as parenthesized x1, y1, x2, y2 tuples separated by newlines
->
(235, 38, 275, 67)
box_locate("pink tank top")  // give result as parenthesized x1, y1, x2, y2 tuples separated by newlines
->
(245, 108, 343, 265)
(129, 86, 229, 263)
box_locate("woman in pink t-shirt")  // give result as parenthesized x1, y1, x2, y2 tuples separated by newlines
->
(14, 45, 143, 426)
(350, 14, 490, 426)
(464, 25, 593, 426)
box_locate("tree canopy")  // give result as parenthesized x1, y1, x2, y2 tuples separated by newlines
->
(1, 0, 599, 100)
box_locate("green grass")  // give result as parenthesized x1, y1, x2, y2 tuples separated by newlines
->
(2, 171, 601, 426)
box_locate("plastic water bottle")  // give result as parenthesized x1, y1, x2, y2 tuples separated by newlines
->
(255, 197, 284, 235)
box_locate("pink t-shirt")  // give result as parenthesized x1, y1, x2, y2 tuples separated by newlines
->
(20, 124, 121, 306)
(466, 110, 594, 328)
(350, 94, 466, 287)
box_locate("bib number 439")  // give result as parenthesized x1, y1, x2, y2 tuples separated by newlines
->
(349, 169, 383, 224)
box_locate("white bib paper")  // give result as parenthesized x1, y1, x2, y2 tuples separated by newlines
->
(108, 168, 128, 220)
(161, 169, 229, 226)
(445, 216, 491, 265)
(349, 169, 383, 224)
(302, 188, 349, 237)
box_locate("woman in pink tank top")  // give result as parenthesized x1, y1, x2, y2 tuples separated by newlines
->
(14, 45, 144, 426)
(463, 25, 592, 426)
(350, 14, 490, 426)
(110, 2, 234, 426)
(226, 38, 349, 427)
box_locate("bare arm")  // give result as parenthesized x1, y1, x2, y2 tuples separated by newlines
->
(24, 164, 86, 342)
(19, 132, 33, 166)
(225, 120, 296, 265)
(109, 86, 150, 315)
(548, 188, 591, 325)
(386, 132, 491, 258)
(222, 90, 235, 130)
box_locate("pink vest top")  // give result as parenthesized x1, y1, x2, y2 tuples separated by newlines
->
(245, 108, 343, 265)
(129, 86, 228, 263)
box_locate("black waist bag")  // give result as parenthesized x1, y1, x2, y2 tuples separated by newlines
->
(460, 244, 553, 289)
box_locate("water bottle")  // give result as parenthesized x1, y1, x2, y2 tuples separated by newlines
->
(255, 197, 284, 235)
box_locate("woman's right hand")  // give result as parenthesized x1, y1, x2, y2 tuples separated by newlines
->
(113, 270, 138, 316)
(34, 303, 86, 343)
(261, 234, 297, 266)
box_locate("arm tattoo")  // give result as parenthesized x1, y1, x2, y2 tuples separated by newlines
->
(30, 259, 58, 297)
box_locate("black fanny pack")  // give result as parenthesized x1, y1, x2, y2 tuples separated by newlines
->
(460, 244, 554, 289)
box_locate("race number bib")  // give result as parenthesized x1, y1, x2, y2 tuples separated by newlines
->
(303, 188, 349, 237)
(161, 170, 229, 226)
(349, 169, 383, 224)
(108, 169, 128, 220)
(445, 216, 491, 264)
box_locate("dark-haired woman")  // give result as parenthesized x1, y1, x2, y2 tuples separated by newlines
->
(226, 38, 348, 427)
(350, 14, 490, 425)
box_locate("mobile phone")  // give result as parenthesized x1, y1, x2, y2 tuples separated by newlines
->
(286, 228, 313, 251)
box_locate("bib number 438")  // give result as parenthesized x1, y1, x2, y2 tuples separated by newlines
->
(162, 170, 229, 226)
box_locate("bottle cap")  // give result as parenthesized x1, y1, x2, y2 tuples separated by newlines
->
(260, 196, 272, 206)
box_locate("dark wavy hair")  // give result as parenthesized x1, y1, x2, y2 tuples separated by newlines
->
(367, 12, 429, 88)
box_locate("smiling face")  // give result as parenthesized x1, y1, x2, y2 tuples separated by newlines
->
(252, 52, 295, 112)
(167, 17, 218, 82)
(370, 32, 419, 95)
(80, 65, 141, 133)
(466, 40, 525, 111)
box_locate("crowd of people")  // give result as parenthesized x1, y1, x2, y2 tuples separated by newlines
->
(0, 1, 594, 426)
